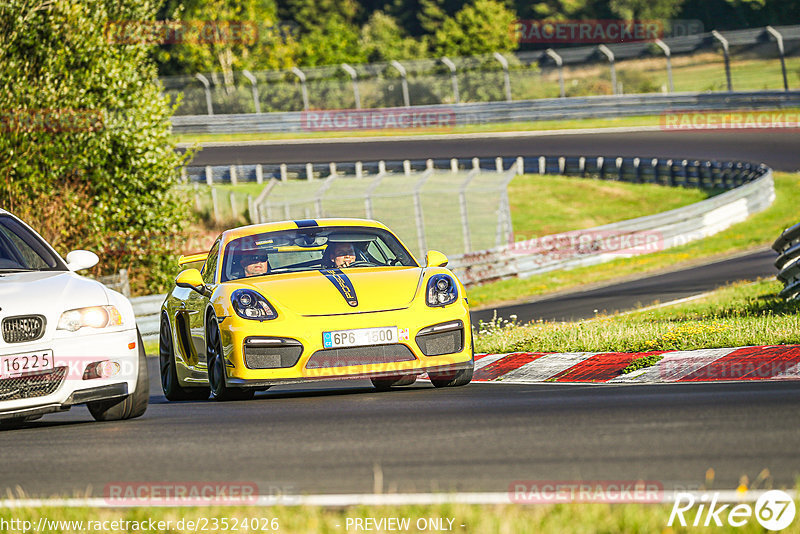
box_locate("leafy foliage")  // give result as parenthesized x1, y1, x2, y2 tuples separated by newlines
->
(0, 0, 189, 294)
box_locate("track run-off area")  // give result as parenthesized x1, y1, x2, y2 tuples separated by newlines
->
(2, 128, 799, 500)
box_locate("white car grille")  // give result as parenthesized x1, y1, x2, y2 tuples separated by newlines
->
(2, 315, 46, 343)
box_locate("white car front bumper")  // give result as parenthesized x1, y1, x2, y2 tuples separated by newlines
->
(0, 328, 140, 421)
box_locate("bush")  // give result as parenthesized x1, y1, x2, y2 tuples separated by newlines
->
(0, 0, 190, 295)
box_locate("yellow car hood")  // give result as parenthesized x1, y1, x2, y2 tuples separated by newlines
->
(243, 267, 424, 316)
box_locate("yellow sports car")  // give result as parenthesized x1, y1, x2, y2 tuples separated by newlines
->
(159, 218, 473, 401)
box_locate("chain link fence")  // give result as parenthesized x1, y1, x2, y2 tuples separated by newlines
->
(162, 25, 800, 116)
(254, 165, 516, 261)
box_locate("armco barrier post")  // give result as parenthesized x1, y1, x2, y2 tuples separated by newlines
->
(194, 73, 214, 115)
(712, 30, 733, 91)
(545, 49, 565, 98)
(598, 45, 617, 95)
(242, 70, 261, 113)
(390, 60, 410, 107)
(291, 67, 310, 111)
(493, 52, 513, 102)
(654, 39, 674, 93)
(440, 57, 460, 104)
(341, 64, 361, 109)
(766, 26, 789, 92)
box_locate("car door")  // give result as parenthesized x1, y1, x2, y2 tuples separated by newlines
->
(188, 238, 220, 374)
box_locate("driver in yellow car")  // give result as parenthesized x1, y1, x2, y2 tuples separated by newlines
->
(331, 242, 356, 268)
(241, 251, 270, 277)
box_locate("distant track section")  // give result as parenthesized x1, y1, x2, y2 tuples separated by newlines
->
(187, 130, 800, 172)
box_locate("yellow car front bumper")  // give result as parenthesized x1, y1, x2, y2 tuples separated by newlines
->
(218, 298, 473, 386)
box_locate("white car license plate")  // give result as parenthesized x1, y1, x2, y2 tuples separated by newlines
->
(323, 327, 398, 349)
(0, 349, 54, 378)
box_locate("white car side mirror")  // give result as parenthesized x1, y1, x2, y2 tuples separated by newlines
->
(66, 250, 99, 272)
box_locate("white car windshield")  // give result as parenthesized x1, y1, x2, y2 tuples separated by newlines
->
(0, 215, 65, 272)
(221, 226, 418, 282)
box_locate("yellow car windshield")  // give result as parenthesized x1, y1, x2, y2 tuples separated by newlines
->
(220, 226, 417, 282)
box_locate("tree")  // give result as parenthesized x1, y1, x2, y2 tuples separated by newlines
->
(525, 0, 595, 19)
(433, 0, 519, 57)
(607, 0, 686, 20)
(155, 0, 300, 84)
(0, 0, 189, 293)
(297, 14, 367, 66)
(360, 11, 427, 61)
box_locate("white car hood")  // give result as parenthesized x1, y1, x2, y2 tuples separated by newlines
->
(0, 271, 109, 320)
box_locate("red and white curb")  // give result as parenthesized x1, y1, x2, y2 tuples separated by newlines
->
(470, 345, 800, 384)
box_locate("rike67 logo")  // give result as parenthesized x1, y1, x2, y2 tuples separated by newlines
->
(669, 491, 796, 530)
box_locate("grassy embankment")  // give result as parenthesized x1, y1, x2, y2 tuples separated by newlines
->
(475, 278, 800, 355)
(469, 172, 800, 309)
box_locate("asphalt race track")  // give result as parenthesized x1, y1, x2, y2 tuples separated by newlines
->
(2, 360, 800, 497)
(471, 249, 778, 324)
(188, 130, 800, 172)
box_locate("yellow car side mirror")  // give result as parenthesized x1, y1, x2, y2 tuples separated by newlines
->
(175, 268, 210, 297)
(425, 250, 449, 268)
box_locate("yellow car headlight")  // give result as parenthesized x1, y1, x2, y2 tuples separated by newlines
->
(57, 305, 123, 332)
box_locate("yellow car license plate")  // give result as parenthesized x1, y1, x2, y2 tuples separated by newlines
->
(323, 327, 398, 349)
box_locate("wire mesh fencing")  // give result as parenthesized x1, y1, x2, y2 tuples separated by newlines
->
(162, 25, 800, 116)
(253, 165, 517, 261)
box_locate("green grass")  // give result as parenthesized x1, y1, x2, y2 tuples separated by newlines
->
(508, 175, 711, 238)
(475, 279, 800, 355)
(3, 500, 800, 533)
(468, 171, 800, 309)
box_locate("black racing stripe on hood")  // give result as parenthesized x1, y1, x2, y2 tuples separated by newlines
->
(295, 219, 318, 228)
(320, 269, 358, 307)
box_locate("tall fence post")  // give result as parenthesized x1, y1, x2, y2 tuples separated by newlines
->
(654, 39, 675, 93)
(241, 70, 261, 113)
(440, 57, 460, 104)
(545, 48, 565, 98)
(341, 64, 361, 109)
(598, 45, 617, 95)
(291, 67, 310, 111)
(210, 186, 220, 223)
(459, 168, 480, 253)
(493, 52, 512, 102)
(413, 169, 433, 257)
(390, 60, 410, 107)
(194, 73, 214, 115)
(766, 26, 789, 92)
(712, 30, 733, 92)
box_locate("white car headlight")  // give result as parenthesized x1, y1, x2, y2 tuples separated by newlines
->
(57, 305, 123, 332)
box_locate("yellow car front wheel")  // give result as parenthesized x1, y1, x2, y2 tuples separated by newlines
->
(206, 314, 255, 402)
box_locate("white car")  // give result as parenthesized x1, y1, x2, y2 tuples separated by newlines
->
(0, 209, 148, 428)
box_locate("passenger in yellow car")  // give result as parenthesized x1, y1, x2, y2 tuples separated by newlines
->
(240, 251, 270, 277)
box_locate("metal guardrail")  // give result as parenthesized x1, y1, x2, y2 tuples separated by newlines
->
(132, 294, 166, 342)
(171, 90, 800, 134)
(447, 157, 773, 284)
(773, 222, 800, 300)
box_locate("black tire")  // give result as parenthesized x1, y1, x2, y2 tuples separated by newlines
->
(159, 315, 209, 401)
(429, 331, 475, 388)
(371, 374, 417, 390)
(206, 315, 255, 402)
(88, 330, 150, 421)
